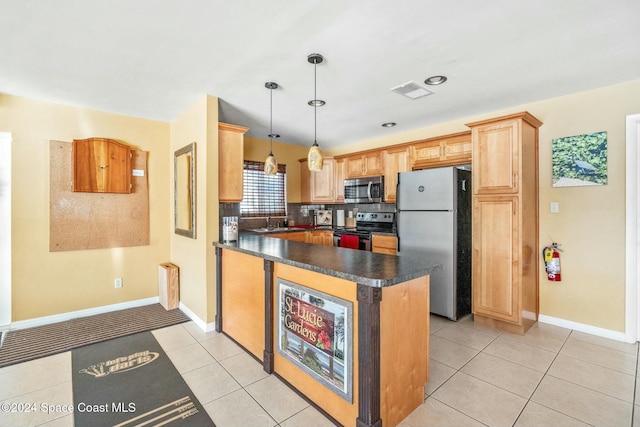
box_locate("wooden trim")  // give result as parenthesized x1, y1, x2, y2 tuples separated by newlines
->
(465, 111, 543, 129)
(333, 130, 471, 162)
(263, 260, 274, 373)
(356, 284, 382, 427)
(218, 122, 249, 133)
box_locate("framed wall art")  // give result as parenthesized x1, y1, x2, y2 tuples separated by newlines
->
(552, 131, 608, 187)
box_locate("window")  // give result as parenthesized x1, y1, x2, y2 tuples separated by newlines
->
(240, 160, 287, 217)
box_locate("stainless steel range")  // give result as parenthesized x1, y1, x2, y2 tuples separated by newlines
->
(333, 212, 395, 250)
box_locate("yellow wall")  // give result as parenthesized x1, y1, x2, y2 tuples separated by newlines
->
(244, 136, 309, 203)
(0, 94, 170, 321)
(169, 95, 219, 324)
(4, 79, 638, 334)
(327, 80, 640, 333)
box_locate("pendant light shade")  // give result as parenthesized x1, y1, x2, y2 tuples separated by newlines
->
(307, 53, 324, 171)
(264, 82, 279, 175)
(308, 141, 323, 171)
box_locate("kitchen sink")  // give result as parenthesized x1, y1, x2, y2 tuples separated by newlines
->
(248, 227, 290, 233)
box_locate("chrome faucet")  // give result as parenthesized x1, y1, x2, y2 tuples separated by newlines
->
(266, 217, 271, 229)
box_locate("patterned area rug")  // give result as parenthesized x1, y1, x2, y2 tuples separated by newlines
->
(72, 331, 215, 427)
(0, 304, 189, 368)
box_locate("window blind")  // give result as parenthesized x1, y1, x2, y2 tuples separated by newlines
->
(240, 160, 287, 218)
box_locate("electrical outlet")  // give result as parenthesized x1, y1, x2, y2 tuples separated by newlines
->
(550, 202, 559, 213)
(114, 278, 123, 288)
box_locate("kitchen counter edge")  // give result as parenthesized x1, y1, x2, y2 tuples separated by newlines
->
(213, 233, 440, 288)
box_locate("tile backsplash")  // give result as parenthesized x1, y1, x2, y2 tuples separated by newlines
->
(219, 202, 396, 233)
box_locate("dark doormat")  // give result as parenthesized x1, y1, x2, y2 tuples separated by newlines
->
(72, 331, 215, 427)
(0, 304, 190, 368)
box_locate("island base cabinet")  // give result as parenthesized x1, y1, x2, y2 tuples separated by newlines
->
(220, 250, 265, 359)
(379, 276, 429, 427)
(272, 263, 429, 427)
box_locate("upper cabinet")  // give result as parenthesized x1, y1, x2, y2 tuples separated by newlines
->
(344, 151, 383, 178)
(73, 137, 132, 193)
(410, 131, 471, 170)
(382, 146, 410, 203)
(311, 158, 335, 202)
(219, 122, 249, 202)
(470, 118, 526, 195)
(334, 158, 345, 203)
(299, 158, 336, 203)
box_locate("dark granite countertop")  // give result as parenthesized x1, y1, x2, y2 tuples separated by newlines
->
(213, 233, 440, 288)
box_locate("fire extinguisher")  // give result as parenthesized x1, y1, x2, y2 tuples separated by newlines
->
(543, 243, 562, 281)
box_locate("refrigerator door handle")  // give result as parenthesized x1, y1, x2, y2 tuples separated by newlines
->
(461, 179, 467, 192)
(367, 181, 372, 202)
(396, 211, 400, 252)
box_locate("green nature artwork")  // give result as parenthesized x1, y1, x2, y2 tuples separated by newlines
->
(552, 131, 607, 187)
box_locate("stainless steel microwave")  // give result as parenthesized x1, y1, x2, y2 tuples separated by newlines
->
(344, 176, 384, 203)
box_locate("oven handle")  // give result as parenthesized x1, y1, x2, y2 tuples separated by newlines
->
(367, 182, 372, 202)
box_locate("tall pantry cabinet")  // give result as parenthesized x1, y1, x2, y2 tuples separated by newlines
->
(466, 112, 543, 334)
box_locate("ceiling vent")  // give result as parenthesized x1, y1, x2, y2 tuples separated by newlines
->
(390, 81, 434, 100)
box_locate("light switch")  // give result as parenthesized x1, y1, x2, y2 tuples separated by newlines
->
(550, 202, 559, 213)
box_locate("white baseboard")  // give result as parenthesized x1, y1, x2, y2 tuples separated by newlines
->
(9, 297, 159, 331)
(538, 314, 628, 342)
(7, 297, 218, 336)
(178, 302, 216, 332)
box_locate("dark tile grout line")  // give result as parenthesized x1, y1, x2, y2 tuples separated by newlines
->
(177, 323, 317, 427)
(427, 323, 636, 426)
(161, 320, 640, 426)
(509, 328, 574, 426)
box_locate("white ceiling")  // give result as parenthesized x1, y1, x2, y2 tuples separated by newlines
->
(1, 0, 639, 149)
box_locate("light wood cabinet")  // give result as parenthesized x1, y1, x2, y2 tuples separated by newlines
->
(299, 158, 336, 203)
(467, 112, 542, 334)
(311, 158, 335, 202)
(382, 146, 410, 203)
(344, 151, 384, 178)
(270, 231, 307, 242)
(334, 158, 345, 203)
(270, 230, 333, 246)
(410, 131, 471, 170)
(299, 160, 311, 203)
(371, 234, 397, 255)
(73, 137, 132, 193)
(219, 122, 248, 202)
(471, 119, 520, 194)
(305, 229, 334, 246)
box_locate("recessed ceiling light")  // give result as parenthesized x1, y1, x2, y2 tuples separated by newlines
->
(382, 122, 396, 128)
(424, 75, 447, 85)
(308, 99, 326, 107)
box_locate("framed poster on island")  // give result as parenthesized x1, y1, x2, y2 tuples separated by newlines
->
(276, 278, 353, 402)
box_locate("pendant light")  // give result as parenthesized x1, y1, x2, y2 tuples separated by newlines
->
(307, 53, 325, 171)
(264, 82, 279, 175)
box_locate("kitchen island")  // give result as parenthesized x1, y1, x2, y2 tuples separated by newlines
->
(213, 234, 440, 427)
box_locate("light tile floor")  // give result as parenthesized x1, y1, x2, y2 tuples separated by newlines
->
(0, 315, 637, 426)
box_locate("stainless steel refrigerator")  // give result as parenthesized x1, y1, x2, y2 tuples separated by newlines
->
(396, 166, 472, 320)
